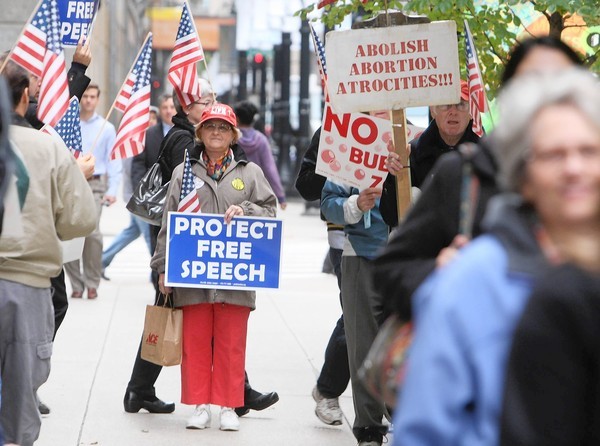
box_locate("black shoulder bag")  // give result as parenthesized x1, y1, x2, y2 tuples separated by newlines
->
(126, 131, 178, 226)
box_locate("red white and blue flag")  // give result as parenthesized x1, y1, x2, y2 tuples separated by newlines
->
(110, 33, 153, 160)
(464, 20, 488, 137)
(177, 151, 201, 213)
(11, 0, 69, 127)
(41, 96, 83, 158)
(114, 72, 136, 113)
(309, 23, 329, 101)
(168, 1, 205, 108)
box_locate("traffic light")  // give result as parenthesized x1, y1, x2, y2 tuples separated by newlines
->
(253, 52, 265, 65)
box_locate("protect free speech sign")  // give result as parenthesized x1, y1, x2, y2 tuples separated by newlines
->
(165, 213, 282, 290)
(57, 0, 98, 47)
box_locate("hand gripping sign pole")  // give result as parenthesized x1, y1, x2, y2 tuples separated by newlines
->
(354, 11, 432, 221)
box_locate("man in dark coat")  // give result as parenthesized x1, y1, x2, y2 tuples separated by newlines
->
(379, 80, 480, 228)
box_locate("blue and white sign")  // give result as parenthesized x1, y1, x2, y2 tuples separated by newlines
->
(57, 0, 99, 47)
(165, 213, 283, 290)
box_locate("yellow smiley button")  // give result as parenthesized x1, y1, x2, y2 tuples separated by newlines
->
(231, 178, 245, 191)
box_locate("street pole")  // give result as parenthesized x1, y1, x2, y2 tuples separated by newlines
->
(278, 32, 292, 192)
(237, 50, 248, 101)
(298, 19, 311, 160)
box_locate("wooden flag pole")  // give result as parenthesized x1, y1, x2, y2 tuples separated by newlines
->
(185, 0, 216, 101)
(88, 32, 152, 155)
(0, 0, 44, 75)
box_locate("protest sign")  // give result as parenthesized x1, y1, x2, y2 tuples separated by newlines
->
(316, 103, 393, 189)
(165, 213, 282, 290)
(57, 0, 98, 46)
(325, 21, 460, 113)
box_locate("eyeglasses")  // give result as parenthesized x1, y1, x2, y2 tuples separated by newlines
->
(529, 145, 600, 166)
(202, 122, 232, 133)
(437, 101, 469, 112)
(195, 99, 214, 107)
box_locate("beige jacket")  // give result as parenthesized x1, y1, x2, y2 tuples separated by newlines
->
(151, 150, 277, 309)
(0, 125, 97, 288)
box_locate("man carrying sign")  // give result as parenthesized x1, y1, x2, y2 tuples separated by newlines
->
(380, 80, 480, 227)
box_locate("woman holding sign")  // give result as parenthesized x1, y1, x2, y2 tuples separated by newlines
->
(151, 103, 276, 432)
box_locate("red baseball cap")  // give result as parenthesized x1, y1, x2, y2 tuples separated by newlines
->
(199, 103, 237, 127)
(460, 80, 469, 102)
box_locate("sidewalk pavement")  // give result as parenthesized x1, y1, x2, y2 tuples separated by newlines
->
(36, 199, 372, 446)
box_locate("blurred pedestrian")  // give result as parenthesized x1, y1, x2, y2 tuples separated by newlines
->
(295, 127, 348, 426)
(101, 94, 177, 279)
(393, 68, 600, 445)
(148, 105, 159, 127)
(0, 59, 96, 446)
(234, 100, 287, 209)
(501, 264, 600, 446)
(375, 36, 583, 321)
(64, 84, 121, 300)
(152, 103, 277, 431)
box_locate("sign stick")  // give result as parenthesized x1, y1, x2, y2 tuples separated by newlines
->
(87, 32, 152, 154)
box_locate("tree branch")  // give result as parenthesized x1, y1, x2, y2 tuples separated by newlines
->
(529, 0, 551, 21)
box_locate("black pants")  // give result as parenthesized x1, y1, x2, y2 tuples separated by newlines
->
(51, 269, 68, 341)
(316, 247, 350, 398)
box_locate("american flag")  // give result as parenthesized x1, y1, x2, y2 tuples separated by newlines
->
(168, 1, 205, 108)
(41, 96, 83, 158)
(110, 33, 153, 160)
(178, 151, 201, 213)
(11, 0, 69, 127)
(309, 23, 329, 101)
(464, 20, 488, 137)
(114, 72, 136, 113)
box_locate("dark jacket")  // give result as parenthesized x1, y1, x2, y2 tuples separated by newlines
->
(500, 263, 600, 446)
(295, 127, 324, 201)
(25, 62, 91, 130)
(380, 119, 480, 227)
(374, 141, 498, 319)
(131, 122, 165, 187)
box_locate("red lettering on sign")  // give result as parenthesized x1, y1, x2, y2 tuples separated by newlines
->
(145, 333, 159, 345)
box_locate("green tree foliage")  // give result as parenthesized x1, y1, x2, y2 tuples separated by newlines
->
(296, 0, 599, 97)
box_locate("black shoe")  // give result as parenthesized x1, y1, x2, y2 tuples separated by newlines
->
(123, 390, 175, 414)
(235, 391, 279, 417)
(101, 270, 110, 281)
(38, 401, 51, 415)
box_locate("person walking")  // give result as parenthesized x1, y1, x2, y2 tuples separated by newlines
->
(64, 84, 121, 300)
(152, 103, 277, 431)
(295, 127, 348, 426)
(393, 68, 600, 445)
(234, 100, 287, 209)
(0, 59, 96, 446)
(101, 94, 176, 279)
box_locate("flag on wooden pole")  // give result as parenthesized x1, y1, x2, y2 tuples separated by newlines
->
(309, 23, 329, 101)
(110, 34, 153, 160)
(41, 96, 83, 158)
(464, 20, 488, 137)
(177, 151, 201, 213)
(168, 1, 205, 108)
(11, 0, 69, 127)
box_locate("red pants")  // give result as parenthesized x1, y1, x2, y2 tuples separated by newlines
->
(181, 303, 250, 407)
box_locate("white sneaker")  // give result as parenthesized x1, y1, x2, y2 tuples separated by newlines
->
(312, 386, 343, 425)
(186, 404, 211, 429)
(219, 406, 240, 431)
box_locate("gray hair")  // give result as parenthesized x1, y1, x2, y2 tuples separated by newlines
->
(172, 78, 215, 114)
(489, 68, 600, 192)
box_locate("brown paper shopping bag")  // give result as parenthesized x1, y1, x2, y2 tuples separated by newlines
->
(140, 295, 183, 366)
